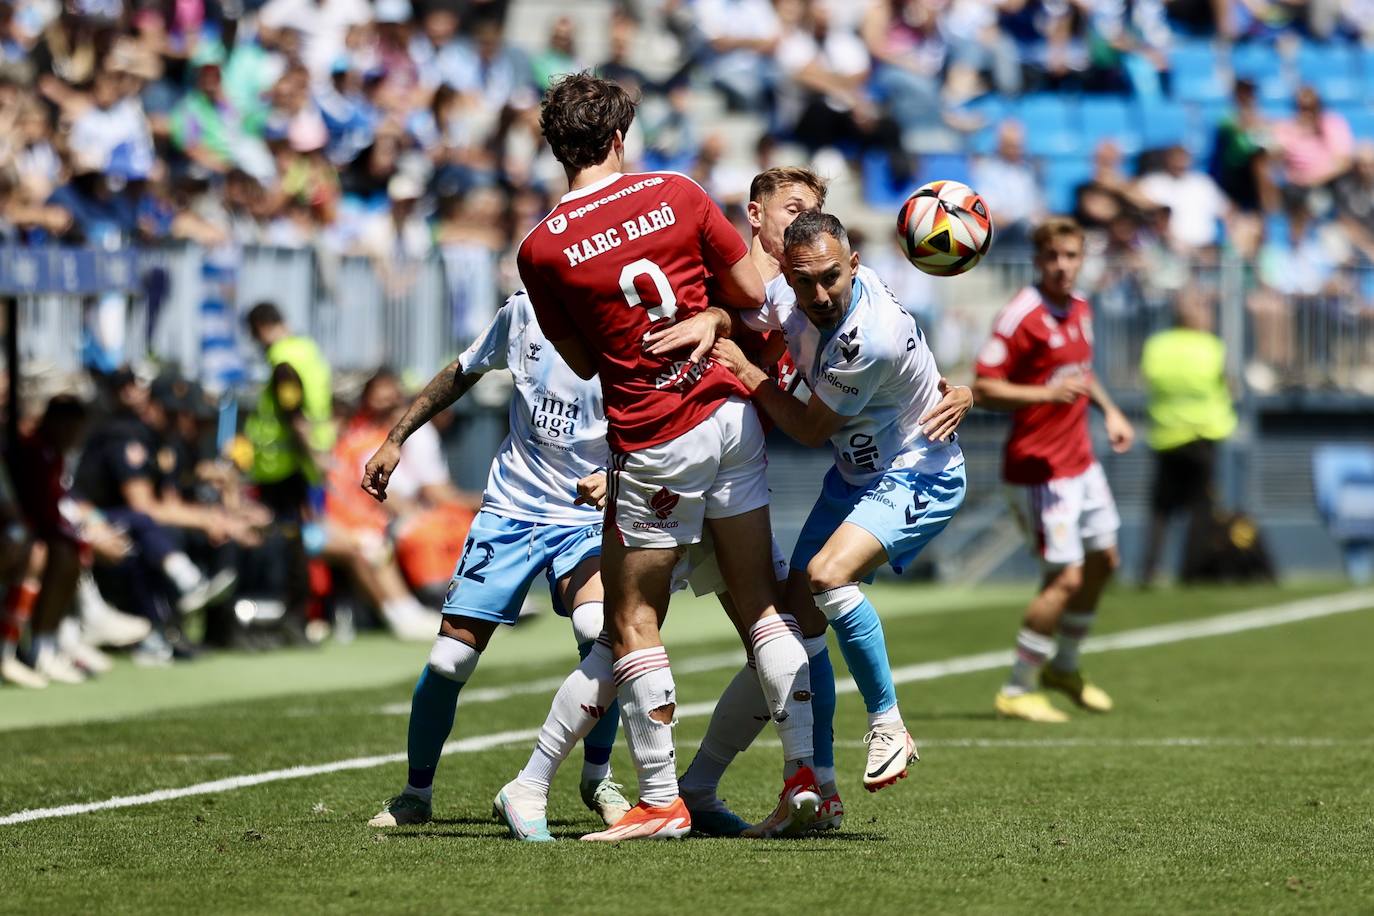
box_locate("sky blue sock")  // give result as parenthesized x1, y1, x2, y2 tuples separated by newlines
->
(827, 597, 897, 716)
(809, 645, 837, 770)
(578, 640, 620, 766)
(407, 666, 462, 789)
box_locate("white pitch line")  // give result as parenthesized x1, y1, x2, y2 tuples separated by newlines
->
(758, 736, 1374, 750)
(4, 588, 1371, 827)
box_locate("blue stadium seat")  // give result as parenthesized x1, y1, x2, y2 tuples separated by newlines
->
(1017, 94, 1080, 156)
(1170, 40, 1231, 103)
(915, 152, 973, 189)
(1229, 41, 1292, 101)
(860, 151, 917, 209)
(955, 94, 1008, 156)
(1138, 99, 1192, 150)
(1080, 97, 1142, 155)
(1360, 47, 1374, 90)
(1295, 41, 1358, 103)
(1040, 155, 1095, 214)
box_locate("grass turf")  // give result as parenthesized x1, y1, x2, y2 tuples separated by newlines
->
(3, 581, 1372, 915)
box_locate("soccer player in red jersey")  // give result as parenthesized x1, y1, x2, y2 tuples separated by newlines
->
(972, 217, 1135, 723)
(518, 74, 819, 840)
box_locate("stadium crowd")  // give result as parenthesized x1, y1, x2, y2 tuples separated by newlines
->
(3, 0, 1374, 687)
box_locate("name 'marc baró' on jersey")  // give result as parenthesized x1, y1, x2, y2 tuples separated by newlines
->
(748, 265, 963, 485)
(516, 171, 751, 453)
(457, 291, 607, 525)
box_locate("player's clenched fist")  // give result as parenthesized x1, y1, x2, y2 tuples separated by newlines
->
(575, 472, 608, 510)
(362, 440, 402, 502)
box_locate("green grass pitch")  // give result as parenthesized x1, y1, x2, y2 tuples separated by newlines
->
(3, 581, 1373, 915)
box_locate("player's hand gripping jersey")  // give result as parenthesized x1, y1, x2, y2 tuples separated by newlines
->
(974, 286, 1095, 485)
(517, 172, 751, 452)
(457, 291, 607, 524)
(745, 265, 963, 484)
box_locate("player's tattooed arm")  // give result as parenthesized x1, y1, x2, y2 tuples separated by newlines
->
(711, 339, 846, 448)
(362, 358, 479, 502)
(1086, 377, 1135, 453)
(643, 307, 733, 362)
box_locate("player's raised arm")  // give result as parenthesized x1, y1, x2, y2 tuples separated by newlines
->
(363, 296, 517, 501)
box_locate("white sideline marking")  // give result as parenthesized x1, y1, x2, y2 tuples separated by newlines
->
(759, 737, 1374, 750)
(4, 589, 1371, 827)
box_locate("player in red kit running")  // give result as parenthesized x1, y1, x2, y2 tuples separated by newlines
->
(972, 217, 1135, 723)
(518, 73, 819, 840)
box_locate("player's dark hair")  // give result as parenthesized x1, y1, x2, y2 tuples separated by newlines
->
(749, 167, 829, 207)
(783, 209, 849, 253)
(245, 301, 285, 333)
(1030, 216, 1084, 254)
(540, 72, 636, 171)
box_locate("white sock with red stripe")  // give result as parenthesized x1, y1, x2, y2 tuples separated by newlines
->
(614, 646, 679, 808)
(749, 614, 815, 777)
(680, 656, 768, 804)
(1051, 611, 1095, 673)
(1006, 628, 1056, 695)
(519, 638, 615, 795)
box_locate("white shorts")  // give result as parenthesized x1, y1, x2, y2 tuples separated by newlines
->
(672, 533, 789, 597)
(1006, 462, 1120, 569)
(609, 397, 771, 548)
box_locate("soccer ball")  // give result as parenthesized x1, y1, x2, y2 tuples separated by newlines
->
(896, 180, 994, 277)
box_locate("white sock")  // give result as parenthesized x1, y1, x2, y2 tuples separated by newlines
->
(385, 595, 428, 619)
(1, 641, 16, 662)
(32, 633, 57, 663)
(580, 759, 610, 782)
(680, 657, 769, 801)
(614, 646, 679, 807)
(1052, 611, 1095, 672)
(749, 614, 814, 775)
(869, 705, 903, 729)
(1007, 628, 1056, 694)
(521, 639, 616, 793)
(162, 553, 203, 593)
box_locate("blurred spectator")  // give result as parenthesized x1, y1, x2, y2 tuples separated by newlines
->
(1210, 78, 1277, 215)
(1273, 86, 1354, 198)
(1332, 143, 1374, 266)
(530, 15, 581, 91)
(437, 185, 505, 341)
(940, 0, 1023, 96)
(1248, 199, 1348, 389)
(776, 2, 909, 181)
(694, 0, 782, 112)
(170, 43, 268, 176)
(258, 0, 371, 81)
(862, 0, 957, 141)
(1137, 144, 1230, 250)
(1139, 290, 1237, 586)
(971, 121, 1043, 249)
(1074, 139, 1157, 232)
(323, 368, 449, 639)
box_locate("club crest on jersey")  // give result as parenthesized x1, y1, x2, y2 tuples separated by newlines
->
(546, 213, 568, 235)
(527, 342, 542, 362)
(837, 328, 860, 362)
(650, 487, 679, 520)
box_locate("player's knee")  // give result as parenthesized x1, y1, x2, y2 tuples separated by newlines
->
(570, 600, 605, 648)
(427, 635, 481, 683)
(806, 554, 853, 594)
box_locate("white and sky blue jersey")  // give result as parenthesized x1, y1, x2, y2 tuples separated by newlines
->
(458, 291, 608, 525)
(747, 265, 963, 485)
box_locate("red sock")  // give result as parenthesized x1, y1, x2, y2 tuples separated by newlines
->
(3, 579, 40, 648)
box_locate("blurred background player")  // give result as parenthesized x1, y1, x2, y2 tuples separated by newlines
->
(363, 290, 627, 834)
(972, 217, 1135, 724)
(518, 72, 818, 841)
(710, 210, 972, 800)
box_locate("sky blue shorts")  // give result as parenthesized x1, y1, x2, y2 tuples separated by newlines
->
(442, 509, 601, 625)
(791, 463, 967, 578)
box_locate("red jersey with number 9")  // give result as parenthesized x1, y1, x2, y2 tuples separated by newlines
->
(517, 171, 751, 453)
(974, 285, 1096, 485)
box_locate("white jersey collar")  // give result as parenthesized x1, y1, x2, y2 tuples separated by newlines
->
(560, 171, 624, 203)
